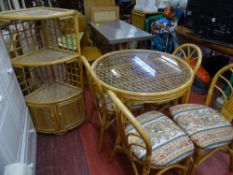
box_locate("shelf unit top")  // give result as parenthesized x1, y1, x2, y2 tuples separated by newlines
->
(25, 81, 81, 104)
(11, 48, 79, 67)
(0, 7, 77, 20)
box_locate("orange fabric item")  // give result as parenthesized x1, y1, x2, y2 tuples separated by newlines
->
(190, 60, 212, 84)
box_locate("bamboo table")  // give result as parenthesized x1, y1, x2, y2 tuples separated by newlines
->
(92, 50, 194, 104)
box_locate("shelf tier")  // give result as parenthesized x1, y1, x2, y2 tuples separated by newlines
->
(11, 48, 79, 67)
(0, 7, 76, 20)
(25, 81, 82, 104)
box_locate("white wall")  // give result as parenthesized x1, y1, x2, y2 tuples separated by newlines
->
(157, 0, 188, 8)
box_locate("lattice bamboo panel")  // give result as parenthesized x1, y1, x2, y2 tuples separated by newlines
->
(14, 59, 83, 99)
(0, 8, 80, 58)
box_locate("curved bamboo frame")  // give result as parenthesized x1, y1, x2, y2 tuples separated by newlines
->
(172, 43, 202, 74)
(0, 7, 76, 20)
(174, 64, 233, 175)
(92, 49, 194, 104)
(205, 63, 233, 107)
(172, 43, 203, 102)
(108, 90, 192, 175)
(81, 56, 115, 151)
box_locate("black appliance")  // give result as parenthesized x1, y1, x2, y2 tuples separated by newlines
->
(184, 0, 233, 43)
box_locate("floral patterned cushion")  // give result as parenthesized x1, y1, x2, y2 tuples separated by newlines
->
(169, 104, 233, 149)
(125, 111, 194, 167)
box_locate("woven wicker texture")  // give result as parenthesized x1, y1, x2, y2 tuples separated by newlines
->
(93, 50, 192, 93)
(25, 81, 81, 103)
(14, 59, 83, 97)
(11, 48, 79, 66)
(0, 7, 76, 20)
(0, 13, 80, 58)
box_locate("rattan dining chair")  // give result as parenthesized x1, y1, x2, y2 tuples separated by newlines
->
(172, 43, 202, 103)
(169, 63, 233, 175)
(78, 15, 102, 62)
(173, 43, 202, 74)
(81, 56, 115, 151)
(108, 90, 194, 175)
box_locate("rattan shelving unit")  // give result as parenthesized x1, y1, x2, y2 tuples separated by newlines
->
(0, 7, 86, 134)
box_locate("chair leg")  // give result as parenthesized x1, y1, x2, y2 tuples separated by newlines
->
(108, 135, 121, 162)
(190, 162, 198, 175)
(182, 156, 192, 175)
(190, 149, 203, 175)
(229, 141, 233, 171)
(97, 122, 105, 152)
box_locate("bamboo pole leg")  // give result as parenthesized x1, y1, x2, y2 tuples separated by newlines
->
(190, 152, 202, 175)
(183, 156, 192, 175)
(229, 141, 233, 171)
(97, 117, 106, 152)
(108, 135, 121, 162)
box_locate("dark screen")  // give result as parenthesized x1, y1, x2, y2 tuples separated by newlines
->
(184, 0, 233, 42)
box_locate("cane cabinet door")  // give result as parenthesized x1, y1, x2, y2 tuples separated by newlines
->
(28, 104, 58, 133)
(57, 95, 86, 130)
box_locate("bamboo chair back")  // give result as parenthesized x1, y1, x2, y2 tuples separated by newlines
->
(172, 43, 202, 103)
(81, 55, 115, 151)
(172, 43, 202, 74)
(205, 63, 233, 121)
(107, 90, 152, 175)
(80, 56, 108, 115)
(84, 0, 115, 21)
(90, 6, 119, 22)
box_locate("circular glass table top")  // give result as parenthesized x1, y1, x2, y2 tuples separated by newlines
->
(92, 50, 193, 94)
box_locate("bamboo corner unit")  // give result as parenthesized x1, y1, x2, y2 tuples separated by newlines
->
(0, 7, 86, 134)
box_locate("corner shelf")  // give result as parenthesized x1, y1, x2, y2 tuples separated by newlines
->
(0, 7, 76, 20)
(25, 81, 81, 104)
(11, 48, 80, 67)
(0, 7, 86, 134)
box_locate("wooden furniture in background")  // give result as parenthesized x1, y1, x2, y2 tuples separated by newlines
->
(175, 26, 233, 56)
(90, 6, 119, 22)
(0, 7, 86, 134)
(108, 90, 194, 175)
(78, 14, 102, 62)
(88, 20, 152, 52)
(131, 9, 161, 30)
(169, 63, 233, 175)
(84, 0, 115, 21)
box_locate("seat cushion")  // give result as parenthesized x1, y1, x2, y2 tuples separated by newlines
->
(126, 111, 194, 167)
(169, 104, 233, 149)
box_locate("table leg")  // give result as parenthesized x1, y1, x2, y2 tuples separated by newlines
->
(128, 41, 138, 49)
